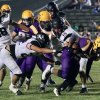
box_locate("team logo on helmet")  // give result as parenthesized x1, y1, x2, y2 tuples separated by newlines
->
(36, 33, 49, 47)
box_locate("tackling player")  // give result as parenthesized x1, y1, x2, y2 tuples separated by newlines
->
(40, 17, 81, 96)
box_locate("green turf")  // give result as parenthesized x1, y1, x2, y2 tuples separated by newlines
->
(0, 61, 100, 100)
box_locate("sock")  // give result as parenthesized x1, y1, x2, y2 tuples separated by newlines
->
(0, 81, 2, 86)
(82, 84, 86, 88)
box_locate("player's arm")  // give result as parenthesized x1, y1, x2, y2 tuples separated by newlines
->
(27, 43, 56, 54)
(17, 19, 22, 24)
(81, 39, 91, 51)
(64, 18, 71, 26)
(30, 25, 38, 34)
(11, 31, 17, 39)
(11, 31, 20, 42)
(9, 20, 31, 32)
(17, 19, 38, 34)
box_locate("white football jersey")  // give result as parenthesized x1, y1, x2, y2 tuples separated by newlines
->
(15, 37, 37, 58)
(0, 13, 11, 50)
(60, 26, 81, 43)
(51, 26, 82, 49)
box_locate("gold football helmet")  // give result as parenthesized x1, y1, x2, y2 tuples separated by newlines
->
(38, 10, 51, 22)
(1, 4, 11, 12)
(21, 10, 34, 25)
(22, 10, 34, 19)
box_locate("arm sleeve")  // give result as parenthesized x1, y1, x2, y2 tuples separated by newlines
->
(14, 27, 19, 34)
(31, 41, 41, 47)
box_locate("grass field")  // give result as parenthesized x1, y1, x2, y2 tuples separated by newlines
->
(0, 61, 100, 100)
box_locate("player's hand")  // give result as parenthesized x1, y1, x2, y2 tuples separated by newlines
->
(9, 20, 18, 26)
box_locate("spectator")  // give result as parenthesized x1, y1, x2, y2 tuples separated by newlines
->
(78, 0, 92, 9)
(92, 1, 100, 14)
(60, 0, 79, 10)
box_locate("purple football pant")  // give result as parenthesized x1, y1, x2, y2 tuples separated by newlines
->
(61, 47, 79, 80)
(18, 54, 53, 78)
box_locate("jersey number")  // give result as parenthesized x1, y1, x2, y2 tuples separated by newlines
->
(0, 28, 8, 37)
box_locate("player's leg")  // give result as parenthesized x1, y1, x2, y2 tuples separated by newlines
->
(24, 56, 37, 91)
(86, 57, 94, 83)
(63, 56, 79, 92)
(11, 58, 25, 88)
(0, 58, 6, 86)
(43, 54, 56, 86)
(79, 57, 88, 93)
(0, 68, 6, 86)
(17, 58, 26, 88)
(40, 64, 53, 92)
(53, 47, 75, 96)
(1, 47, 22, 95)
(37, 55, 55, 92)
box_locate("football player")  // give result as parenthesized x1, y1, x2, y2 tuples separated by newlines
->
(15, 10, 55, 91)
(41, 17, 81, 96)
(53, 35, 100, 96)
(0, 4, 23, 95)
(46, 1, 70, 26)
(11, 10, 38, 90)
(0, 33, 57, 66)
(0, 4, 11, 86)
(37, 10, 57, 92)
(0, 4, 38, 95)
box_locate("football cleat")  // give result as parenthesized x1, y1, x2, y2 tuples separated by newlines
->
(80, 87, 88, 94)
(40, 86, 45, 93)
(9, 84, 22, 95)
(16, 90, 23, 95)
(53, 88, 61, 96)
(40, 83, 45, 93)
(25, 79, 31, 91)
(66, 80, 78, 92)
